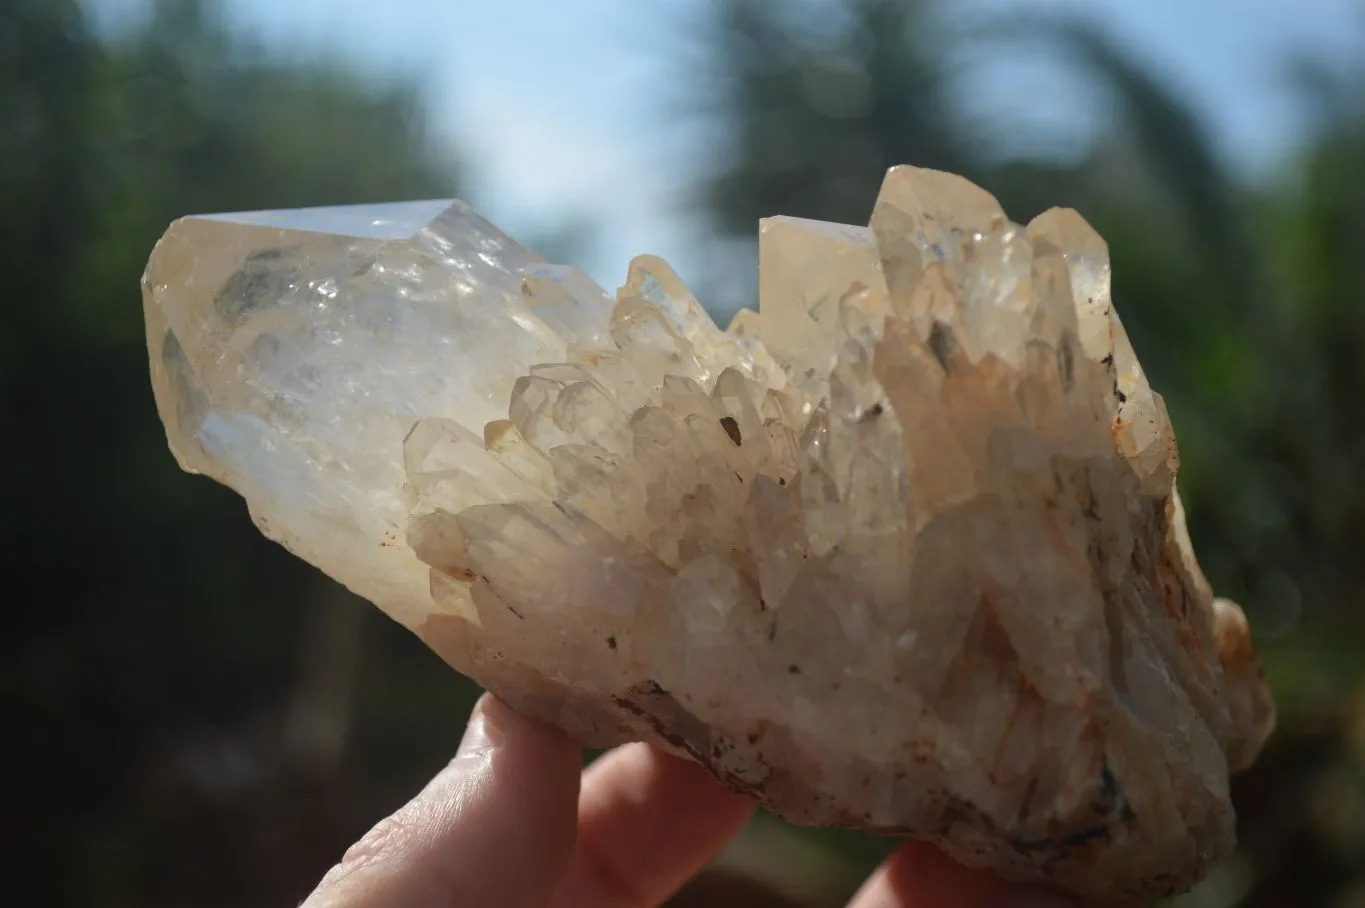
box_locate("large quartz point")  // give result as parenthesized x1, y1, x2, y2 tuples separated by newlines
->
(144, 167, 1274, 900)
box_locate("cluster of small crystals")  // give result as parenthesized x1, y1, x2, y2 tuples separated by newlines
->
(144, 166, 1274, 900)
(404, 168, 1273, 899)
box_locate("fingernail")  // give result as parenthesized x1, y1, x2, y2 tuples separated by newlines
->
(456, 693, 495, 757)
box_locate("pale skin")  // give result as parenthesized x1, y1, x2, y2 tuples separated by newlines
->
(301, 694, 1087, 908)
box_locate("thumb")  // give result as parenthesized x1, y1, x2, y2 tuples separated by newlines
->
(302, 693, 582, 908)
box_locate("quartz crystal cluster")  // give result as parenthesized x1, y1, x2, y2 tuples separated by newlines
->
(144, 166, 1274, 899)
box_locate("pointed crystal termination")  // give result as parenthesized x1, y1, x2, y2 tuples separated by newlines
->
(144, 168, 1275, 901)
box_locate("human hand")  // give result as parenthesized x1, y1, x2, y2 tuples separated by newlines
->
(301, 694, 1083, 908)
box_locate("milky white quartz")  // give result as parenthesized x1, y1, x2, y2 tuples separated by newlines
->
(144, 166, 1274, 899)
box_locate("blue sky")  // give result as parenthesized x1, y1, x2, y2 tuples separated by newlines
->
(90, 0, 1365, 289)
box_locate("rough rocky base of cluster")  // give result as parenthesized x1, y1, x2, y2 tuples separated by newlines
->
(143, 165, 1275, 900)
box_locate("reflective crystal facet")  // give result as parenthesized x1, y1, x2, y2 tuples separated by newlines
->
(145, 168, 1274, 900)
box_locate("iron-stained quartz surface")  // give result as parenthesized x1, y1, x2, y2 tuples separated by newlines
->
(144, 166, 1274, 900)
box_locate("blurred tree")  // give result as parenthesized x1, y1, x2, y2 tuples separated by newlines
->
(1253, 66, 1365, 646)
(681, 0, 988, 314)
(1, 1, 480, 905)
(694, 0, 968, 233)
(1221, 64, 1365, 908)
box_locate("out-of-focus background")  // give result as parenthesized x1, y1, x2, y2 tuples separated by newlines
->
(5, 0, 1364, 905)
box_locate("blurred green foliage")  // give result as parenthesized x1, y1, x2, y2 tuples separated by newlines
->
(4, 0, 1364, 905)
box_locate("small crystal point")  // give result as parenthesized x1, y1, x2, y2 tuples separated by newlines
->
(145, 168, 1274, 901)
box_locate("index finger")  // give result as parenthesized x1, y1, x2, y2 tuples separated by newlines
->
(548, 743, 757, 908)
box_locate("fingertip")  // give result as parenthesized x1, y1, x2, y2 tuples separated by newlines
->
(850, 841, 1087, 908)
(549, 744, 756, 908)
(885, 841, 1001, 905)
(458, 692, 578, 764)
(580, 742, 756, 839)
(977, 892, 1082, 908)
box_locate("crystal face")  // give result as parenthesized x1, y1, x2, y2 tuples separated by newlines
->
(144, 167, 1275, 900)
